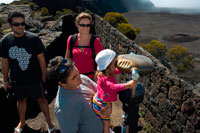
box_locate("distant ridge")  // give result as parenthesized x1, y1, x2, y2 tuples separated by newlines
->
(130, 7, 200, 15)
(30, 0, 155, 15)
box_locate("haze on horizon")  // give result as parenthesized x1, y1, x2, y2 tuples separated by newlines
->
(0, 0, 15, 4)
(150, 0, 200, 9)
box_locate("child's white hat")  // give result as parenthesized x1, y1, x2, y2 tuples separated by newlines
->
(95, 49, 116, 71)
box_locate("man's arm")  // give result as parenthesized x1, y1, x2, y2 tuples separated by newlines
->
(2, 58, 10, 91)
(37, 53, 46, 83)
(81, 75, 112, 117)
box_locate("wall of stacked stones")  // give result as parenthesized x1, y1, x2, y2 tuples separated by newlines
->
(94, 15, 200, 132)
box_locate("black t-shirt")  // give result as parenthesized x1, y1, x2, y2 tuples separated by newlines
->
(1, 31, 45, 84)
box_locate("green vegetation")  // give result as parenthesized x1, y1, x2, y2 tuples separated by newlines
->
(77, 6, 86, 13)
(138, 108, 152, 133)
(140, 41, 194, 73)
(3, 28, 11, 34)
(40, 7, 49, 16)
(11, 0, 29, 5)
(138, 108, 145, 118)
(54, 9, 73, 19)
(167, 45, 187, 62)
(140, 40, 167, 59)
(118, 23, 136, 40)
(167, 45, 194, 72)
(63, 9, 73, 14)
(104, 12, 128, 28)
(28, 2, 37, 10)
(134, 27, 141, 35)
(143, 122, 152, 133)
(104, 12, 140, 40)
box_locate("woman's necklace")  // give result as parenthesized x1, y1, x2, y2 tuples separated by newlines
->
(78, 35, 90, 52)
(79, 48, 84, 52)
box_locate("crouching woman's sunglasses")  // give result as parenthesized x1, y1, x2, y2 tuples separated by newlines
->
(11, 22, 26, 27)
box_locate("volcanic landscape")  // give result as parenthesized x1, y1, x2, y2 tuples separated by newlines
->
(123, 10, 200, 85)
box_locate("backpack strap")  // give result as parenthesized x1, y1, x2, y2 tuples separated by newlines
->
(70, 33, 97, 71)
(90, 35, 96, 59)
(90, 35, 97, 70)
(70, 33, 78, 59)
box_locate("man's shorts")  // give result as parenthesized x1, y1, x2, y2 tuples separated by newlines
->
(12, 82, 44, 100)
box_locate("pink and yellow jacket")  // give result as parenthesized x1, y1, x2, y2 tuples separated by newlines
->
(96, 69, 126, 102)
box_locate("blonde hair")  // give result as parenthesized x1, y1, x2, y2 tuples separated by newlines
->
(75, 12, 92, 26)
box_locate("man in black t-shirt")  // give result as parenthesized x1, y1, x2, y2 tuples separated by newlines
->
(1, 11, 56, 133)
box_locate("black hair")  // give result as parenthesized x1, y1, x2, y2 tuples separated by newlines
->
(7, 11, 25, 24)
(47, 56, 74, 83)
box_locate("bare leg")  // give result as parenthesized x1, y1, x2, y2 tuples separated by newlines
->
(36, 97, 55, 132)
(15, 98, 27, 133)
(103, 120, 110, 133)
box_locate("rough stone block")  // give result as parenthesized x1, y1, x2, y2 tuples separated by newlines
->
(169, 86, 183, 109)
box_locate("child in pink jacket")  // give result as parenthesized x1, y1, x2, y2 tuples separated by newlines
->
(92, 49, 138, 133)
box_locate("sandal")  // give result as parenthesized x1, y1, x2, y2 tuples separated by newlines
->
(110, 129, 115, 133)
(14, 127, 23, 133)
(48, 126, 56, 133)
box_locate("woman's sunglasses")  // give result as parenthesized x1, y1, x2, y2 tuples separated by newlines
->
(79, 23, 91, 27)
(11, 22, 26, 27)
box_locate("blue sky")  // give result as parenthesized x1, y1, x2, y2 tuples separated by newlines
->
(150, 0, 200, 8)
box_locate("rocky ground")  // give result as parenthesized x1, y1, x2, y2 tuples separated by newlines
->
(1, 4, 200, 133)
(0, 4, 127, 133)
(123, 10, 200, 85)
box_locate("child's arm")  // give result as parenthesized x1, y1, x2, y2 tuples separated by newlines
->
(105, 79, 137, 91)
(124, 80, 138, 89)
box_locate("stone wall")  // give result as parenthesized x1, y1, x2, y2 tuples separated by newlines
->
(94, 15, 200, 132)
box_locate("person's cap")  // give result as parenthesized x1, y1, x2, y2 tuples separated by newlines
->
(95, 49, 116, 71)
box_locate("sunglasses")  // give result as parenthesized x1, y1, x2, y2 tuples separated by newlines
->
(59, 58, 68, 73)
(79, 23, 91, 27)
(58, 58, 68, 83)
(11, 22, 26, 27)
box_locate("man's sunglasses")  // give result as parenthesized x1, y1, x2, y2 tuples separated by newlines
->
(12, 22, 26, 27)
(79, 23, 91, 27)
(59, 58, 68, 73)
(58, 58, 68, 83)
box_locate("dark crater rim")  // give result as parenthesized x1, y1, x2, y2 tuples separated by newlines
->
(162, 33, 200, 43)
